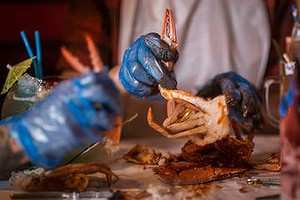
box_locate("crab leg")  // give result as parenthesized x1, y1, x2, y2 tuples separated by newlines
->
(164, 101, 188, 127)
(166, 97, 177, 116)
(166, 118, 205, 133)
(161, 9, 178, 49)
(161, 8, 177, 71)
(148, 107, 208, 139)
(85, 34, 105, 72)
(61, 46, 89, 74)
(45, 163, 111, 176)
(45, 162, 118, 186)
(164, 98, 205, 127)
(61, 34, 105, 74)
(178, 110, 205, 122)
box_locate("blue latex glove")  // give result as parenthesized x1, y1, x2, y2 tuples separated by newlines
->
(3, 71, 122, 168)
(119, 32, 178, 98)
(196, 71, 263, 132)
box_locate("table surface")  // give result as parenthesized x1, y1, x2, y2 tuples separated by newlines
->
(0, 134, 281, 200)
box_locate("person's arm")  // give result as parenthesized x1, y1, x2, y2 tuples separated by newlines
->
(0, 126, 30, 179)
(0, 71, 122, 178)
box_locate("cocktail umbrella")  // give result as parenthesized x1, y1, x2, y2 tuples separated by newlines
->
(1, 57, 34, 94)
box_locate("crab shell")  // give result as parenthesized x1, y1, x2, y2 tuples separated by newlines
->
(156, 86, 232, 146)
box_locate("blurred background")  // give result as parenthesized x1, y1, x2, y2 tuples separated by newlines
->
(0, 1, 69, 110)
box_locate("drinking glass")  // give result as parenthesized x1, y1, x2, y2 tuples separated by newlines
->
(1, 74, 60, 119)
(264, 55, 300, 200)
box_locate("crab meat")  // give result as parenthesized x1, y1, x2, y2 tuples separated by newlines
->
(148, 86, 232, 146)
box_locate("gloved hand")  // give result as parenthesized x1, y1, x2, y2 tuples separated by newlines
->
(119, 32, 178, 98)
(4, 71, 122, 168)
(196, 71, 263, 132)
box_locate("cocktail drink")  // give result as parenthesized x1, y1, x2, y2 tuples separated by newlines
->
(1, 74, 55, 119)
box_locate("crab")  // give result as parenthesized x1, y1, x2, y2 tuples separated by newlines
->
(9, 162, 118, 192)
(153, 162, 247, 185)
(148, 86, 233, 146)
(145, 9, 256, 185)
(148, 85, 255, 156)
(148, 86, 256, 185)
(147, 9, 253, 147)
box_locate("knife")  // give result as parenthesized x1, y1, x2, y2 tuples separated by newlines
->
(10, 190, 116, 199)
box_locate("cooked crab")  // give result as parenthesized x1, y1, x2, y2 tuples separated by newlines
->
(148, 86, 232, 146)
(148, 86, 255, 160)
(9, 162, 118, 192)
(148, 86, 256, 185)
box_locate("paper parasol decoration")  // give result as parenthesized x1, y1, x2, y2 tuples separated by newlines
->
(1, 57, 34, 95)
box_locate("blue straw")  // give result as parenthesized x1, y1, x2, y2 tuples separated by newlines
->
(20, 31, 39, 78)
(35, 31, 43, 79)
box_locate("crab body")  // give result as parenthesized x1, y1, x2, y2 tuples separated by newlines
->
(148, 86, 232, 146)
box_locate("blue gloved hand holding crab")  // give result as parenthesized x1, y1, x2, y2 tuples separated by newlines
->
(119, 32, 178, 98)
(119, 32, 263, 137)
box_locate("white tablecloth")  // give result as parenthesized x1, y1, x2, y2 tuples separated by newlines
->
(0, 134, 281, 200)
